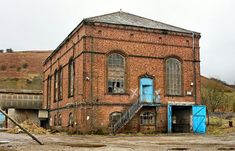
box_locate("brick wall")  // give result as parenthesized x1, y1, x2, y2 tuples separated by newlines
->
(43, 22, 201, 133)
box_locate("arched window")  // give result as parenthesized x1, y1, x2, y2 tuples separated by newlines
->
(110, 112, 122, 127)
(166, 58, 182, 95)
(140, 112, 155, 125)
(68, 58, 75, 97)
(54, 114, 57, 126)
(68, 112, 74, 127)
(54, 70, 58, 102)
(58, 67, 63, 100)
(58, 114, 62, 126)
(107, 53, 125, 93)
(47, 75, 51, 107)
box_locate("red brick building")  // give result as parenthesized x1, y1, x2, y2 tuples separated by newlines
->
(42, 11, 206, 134)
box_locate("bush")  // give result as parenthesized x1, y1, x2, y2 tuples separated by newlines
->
(16, 67, 21, 71)
(22, 63, 28, 69)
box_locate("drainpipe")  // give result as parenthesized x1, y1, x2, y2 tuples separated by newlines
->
(90, 36, 94, 132)
(90, 36, 94, 101)
(192, 33, 197, 104)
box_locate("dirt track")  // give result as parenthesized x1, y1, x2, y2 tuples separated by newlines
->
(0, 132, 235, 151)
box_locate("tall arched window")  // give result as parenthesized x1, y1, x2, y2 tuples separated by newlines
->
(47, 75, 51, 108)
(166, 58, 182, 95)
(68, 58, 75, 97)
(58, 67, 63, 100)
(54, 69, 58, 102)
(107, 53, 125, 94)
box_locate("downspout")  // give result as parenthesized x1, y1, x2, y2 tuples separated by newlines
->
(90, 36, 94, 132)
(192, 33, 197, 104)
(90, 36, 94, 101)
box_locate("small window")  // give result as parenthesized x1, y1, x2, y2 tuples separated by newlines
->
(110, 112, 122, 127)
(140, 112, 155, 125)
(68, 112, 74, 127)
(58, 114, 62, 126)
(107, 53, 125, 94)
(54, 114, 57, 126)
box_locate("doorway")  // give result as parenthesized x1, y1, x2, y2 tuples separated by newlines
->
(140, 77, 154, 103)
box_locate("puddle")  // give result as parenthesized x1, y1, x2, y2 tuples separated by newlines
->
(217, 148, 235, 150)
(61, 143, 106, 148)
(168, 148, 189, 151)
(0, 141, 10, 144)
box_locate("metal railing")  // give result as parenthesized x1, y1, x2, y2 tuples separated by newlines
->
(113, 99, 143, 134)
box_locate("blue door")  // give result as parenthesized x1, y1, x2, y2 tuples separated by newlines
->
(0, 112, 5, 127)
(167, 105, 172, 133)
(192, 105, 206, 134)
(140, 78, 154, 103)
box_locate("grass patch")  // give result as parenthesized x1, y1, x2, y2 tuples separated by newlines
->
(207, 116, 235, 135)
(0, 76, 42, 90)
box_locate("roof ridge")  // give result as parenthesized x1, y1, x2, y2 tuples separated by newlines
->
(84, 11, 121, 21)
(118, 11, 194, 33)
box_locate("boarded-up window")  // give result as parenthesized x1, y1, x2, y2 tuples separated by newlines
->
(54, 70, 58, 102)
(107, 53, 125, 93)
(166, 58, 182, 95)
(140, 112, 155, 125)
(68, 58, 75, 97)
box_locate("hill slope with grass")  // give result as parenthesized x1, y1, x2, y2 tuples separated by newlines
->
(201, 75, 235, 112)
(0, 51, 51, 90)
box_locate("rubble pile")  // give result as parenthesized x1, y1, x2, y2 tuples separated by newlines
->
(7, 120, 48, 135)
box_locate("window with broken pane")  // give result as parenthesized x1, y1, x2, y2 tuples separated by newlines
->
(140, 112, 155, 125)
(110, 112, 122, 127)
(166, 58, 182, 95)
(107, 53, 125, 93)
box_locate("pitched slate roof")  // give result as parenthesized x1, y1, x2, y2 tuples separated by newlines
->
(84, 11, 195, 34)
(44, 11, 198, 64)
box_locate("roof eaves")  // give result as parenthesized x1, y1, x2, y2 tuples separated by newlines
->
(43, 20, 85, 65)
(87, 20, 200, 36)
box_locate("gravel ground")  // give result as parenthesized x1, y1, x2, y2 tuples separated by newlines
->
(0, 132, 235, 151)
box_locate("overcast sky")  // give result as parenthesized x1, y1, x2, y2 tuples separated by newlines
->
(0, 0, 235, 84)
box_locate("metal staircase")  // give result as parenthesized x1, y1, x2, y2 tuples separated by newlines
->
(113, 99, 143, 134)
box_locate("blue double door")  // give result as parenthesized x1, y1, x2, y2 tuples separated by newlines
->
(168, 105, 207, 134)
(140, 77, 154, 103)
(0, 112, 5, 128)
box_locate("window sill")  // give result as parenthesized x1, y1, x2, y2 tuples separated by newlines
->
(68, 95, 74, 98)
(165, 94, 184, 97)
(140, 124, 155, 126)
(105, 93, 129, 96)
